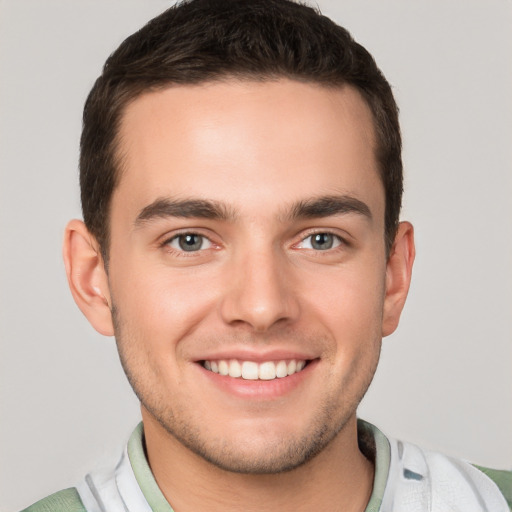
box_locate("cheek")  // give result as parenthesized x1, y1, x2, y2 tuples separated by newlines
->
(300, 261, 386, 373)
(110, 262, 221, 344)
(303, 261, 386, 325)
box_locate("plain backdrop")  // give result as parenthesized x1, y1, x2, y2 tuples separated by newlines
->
(1, 1, 511, 511)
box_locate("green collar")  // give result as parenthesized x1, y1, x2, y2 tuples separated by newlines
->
(127, 423, 175, 511)
(357, 419, 391, 512)
(127, 419, 391, 511)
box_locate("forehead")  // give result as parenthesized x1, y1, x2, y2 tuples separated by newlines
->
(113, 79, 383, 224)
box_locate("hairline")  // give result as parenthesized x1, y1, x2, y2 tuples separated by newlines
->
(99, 74, 392, 265)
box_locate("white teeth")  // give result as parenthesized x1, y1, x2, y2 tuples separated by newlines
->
(228, 359, 242, 378)
(258, 361, 276, 380)
(276, 360, 288, 378)
(241, 361, 259, 380)
(218, 360, 229, 376)
(203, 358, 308, 380)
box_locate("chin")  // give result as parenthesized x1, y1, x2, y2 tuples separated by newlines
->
(178, 430, 335, 474)
(147, 401, 352, 475)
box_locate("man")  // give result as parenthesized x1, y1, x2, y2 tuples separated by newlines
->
(21, 0, 511, 511)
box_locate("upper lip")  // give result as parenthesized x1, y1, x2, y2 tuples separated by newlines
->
(193, 348, 318, 363)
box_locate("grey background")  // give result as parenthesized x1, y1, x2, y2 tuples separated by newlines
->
(1, 1, 511, 511)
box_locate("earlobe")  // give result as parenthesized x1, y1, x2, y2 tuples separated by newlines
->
(382, 221, 415, 337)
(63, 219, 114, 336)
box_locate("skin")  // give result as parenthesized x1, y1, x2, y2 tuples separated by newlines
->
(64, 79, 415, 512)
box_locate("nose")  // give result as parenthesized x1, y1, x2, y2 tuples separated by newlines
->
(219, 246, 300, 332)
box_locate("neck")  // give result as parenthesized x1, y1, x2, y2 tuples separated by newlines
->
(143, 412, 374, 512)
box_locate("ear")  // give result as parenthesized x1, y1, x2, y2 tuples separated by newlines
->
(63, 219, 114, 336)
(382, 221, 415, 337)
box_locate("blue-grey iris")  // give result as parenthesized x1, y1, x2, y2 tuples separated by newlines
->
(311, 233, 334, 250)
(179, 234, 203, 251)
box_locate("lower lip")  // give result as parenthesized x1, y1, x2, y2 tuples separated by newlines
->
(197, 360, 318, 400)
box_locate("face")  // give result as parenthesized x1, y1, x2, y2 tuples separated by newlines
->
(106, 80, 390, 473)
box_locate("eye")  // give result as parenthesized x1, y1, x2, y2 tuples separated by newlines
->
(167, 233, 212, 252)
(298, 232, 342, 251)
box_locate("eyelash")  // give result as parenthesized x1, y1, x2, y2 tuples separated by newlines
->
(293, 231, 347, 252)
(161, 232, 216, 256)
(160, 229, 347, 256)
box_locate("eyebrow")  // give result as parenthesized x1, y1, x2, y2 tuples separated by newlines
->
(134, 194, 372, 228)
(134, 197, 237, 226)
(286, 195, 372, 221)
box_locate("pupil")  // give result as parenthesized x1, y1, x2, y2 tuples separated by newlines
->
(312, 233, 333, 250)
(179, 234, 202, 251)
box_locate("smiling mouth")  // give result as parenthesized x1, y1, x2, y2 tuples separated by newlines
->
(201, 359, 309, 381)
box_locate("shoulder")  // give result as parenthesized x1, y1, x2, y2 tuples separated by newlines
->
(385, 436, 512, 511)
(20, 487, 87, 512)
(473, 465, 512, 510)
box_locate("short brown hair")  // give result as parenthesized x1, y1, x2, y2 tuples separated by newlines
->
(80, 0, 402, 260)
